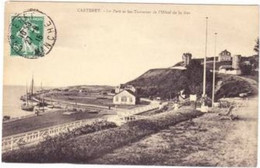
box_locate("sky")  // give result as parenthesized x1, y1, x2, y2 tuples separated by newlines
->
(3, 2, 259, 87)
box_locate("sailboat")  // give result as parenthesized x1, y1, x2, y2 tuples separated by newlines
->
(47, 94, 55, 109)
(21, 84, 34, 111)
(30, 75, 34, 97)
(20, 76, 34, 101)
(36, 82, 47, 111)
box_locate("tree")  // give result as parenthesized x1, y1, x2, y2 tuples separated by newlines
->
(254, 37, 259, 55)
(185, 60, 212, 96)
(240, 62, 253, 75)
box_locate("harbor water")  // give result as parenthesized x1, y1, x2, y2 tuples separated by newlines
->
(3, 85, 39, 118)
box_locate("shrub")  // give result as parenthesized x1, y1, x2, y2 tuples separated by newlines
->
(2, 110, 202, 163)
(2, 120, 117, 163)
(215, 77, 252, 100)
(240, 62, 253, 75)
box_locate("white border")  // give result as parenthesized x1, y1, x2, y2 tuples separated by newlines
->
(0, 1, 259, 168)
(3, 0, 260, 5)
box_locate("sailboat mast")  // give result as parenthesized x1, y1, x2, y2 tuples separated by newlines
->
(31, 75, 34, 96)
(41, 82, 45, 112)
(203, 17, 208, 98)
(41, 82, 43, 103)
(26, 83, 28, 104)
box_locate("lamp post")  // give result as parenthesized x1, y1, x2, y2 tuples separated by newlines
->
(199, 17, 209, 113)
(202, 17, 208, 103)
(212, 32, 217, 106)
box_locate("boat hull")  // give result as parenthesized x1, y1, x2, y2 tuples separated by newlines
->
(21, 105, 34, 111)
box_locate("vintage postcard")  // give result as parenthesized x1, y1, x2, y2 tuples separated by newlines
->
(2, 1, 259, 167)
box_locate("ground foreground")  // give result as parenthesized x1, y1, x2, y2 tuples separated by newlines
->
(3, 110, 104, 137)
(3, 97, 257, 166)
(91, 97, 258, 166)
(2, 107, 202, 163)
(2, 76, 258, 166)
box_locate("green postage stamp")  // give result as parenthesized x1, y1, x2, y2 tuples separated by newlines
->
(9, 9, 57, 59)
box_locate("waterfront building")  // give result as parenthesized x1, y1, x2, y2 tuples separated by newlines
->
(113, 90, 137, 105)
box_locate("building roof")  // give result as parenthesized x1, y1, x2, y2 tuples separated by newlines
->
(219, 49, 231, 56)
(114, 89, 136, 97)
(170, 66, 187, 70)
(219, 65, 232, 69)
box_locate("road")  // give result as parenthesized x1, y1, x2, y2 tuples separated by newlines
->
(90, 75, 258, 166)
(34, 96, 110, 109)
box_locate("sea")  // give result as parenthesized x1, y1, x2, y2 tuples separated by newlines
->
(3, 85, 41, 118)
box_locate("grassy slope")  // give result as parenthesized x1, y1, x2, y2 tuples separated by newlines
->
(127, 68, 187, 98)
(2, 107, 202, 163)
(215, 74, 257, 100)
(127, 64, 256, 101)
(92, 97, 258, 166)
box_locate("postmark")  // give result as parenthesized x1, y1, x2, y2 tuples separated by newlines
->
(9, 9, 57, 59)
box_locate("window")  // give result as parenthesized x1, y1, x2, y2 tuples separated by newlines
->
(115, 96, 118, 102)
(121, 96, 127, 102)
(129, 97, 133, 102)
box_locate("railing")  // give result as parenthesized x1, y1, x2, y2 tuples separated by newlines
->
(2, 103, 161, 153)
(2, 117, 103, 153)
(116, 104, 160, 117)
(108, 103, 161, 125)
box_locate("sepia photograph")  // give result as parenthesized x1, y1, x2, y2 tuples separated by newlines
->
(1, 1, 259, 167)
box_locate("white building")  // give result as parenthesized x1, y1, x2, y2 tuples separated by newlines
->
(218, 50, 232, 62)
(218, 65, 241, 75)
(113, 90, 136, 105)
(115, 84, 136, 94)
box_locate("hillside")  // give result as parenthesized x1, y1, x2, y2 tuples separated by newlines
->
(127, 60, 213, 99)
(215, 74, 257, 100)
(126, 58, 257, 100)
(51, 85, 114, 93)
(127, 68, 186, 99)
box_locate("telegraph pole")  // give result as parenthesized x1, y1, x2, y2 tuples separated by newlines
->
(202, 17, 208, 99)
(212, 32, 217, 106)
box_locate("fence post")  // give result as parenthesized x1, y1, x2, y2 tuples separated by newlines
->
(26, 133, 29, 143)
(10, 137, 13, 151)
(37, 130, 40, 141)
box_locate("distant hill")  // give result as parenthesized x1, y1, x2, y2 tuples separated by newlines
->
(127, 68, 187, 99)
(47, 55, 257, 100)
(126, 55, 257, 100)
(127, 60, 213, 99)
(52, 85, 114, 93)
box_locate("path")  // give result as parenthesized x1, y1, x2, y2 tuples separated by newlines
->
(90, 76, 258, 166)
